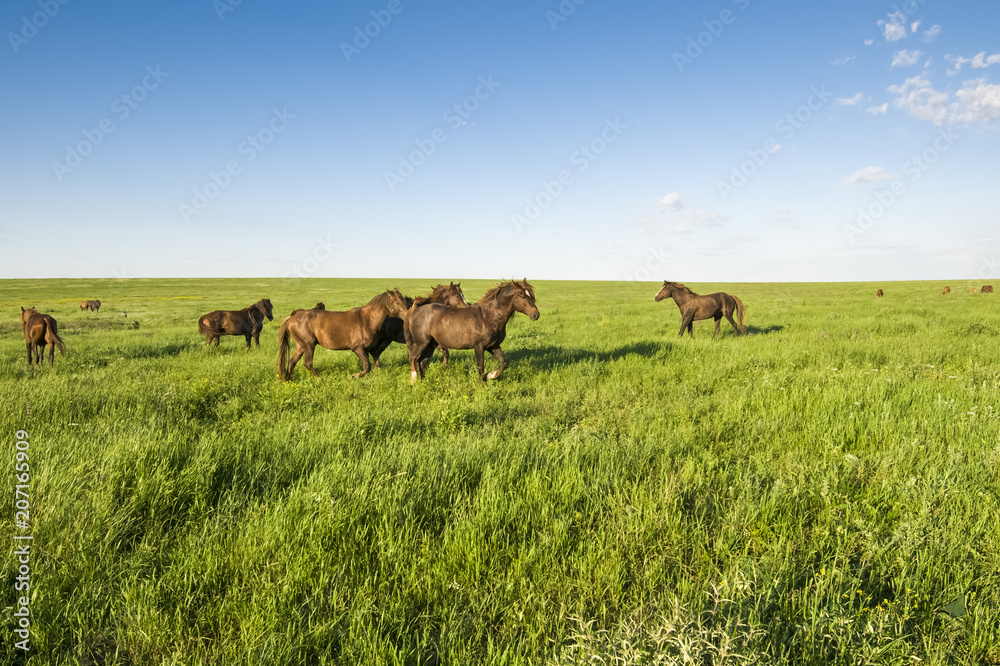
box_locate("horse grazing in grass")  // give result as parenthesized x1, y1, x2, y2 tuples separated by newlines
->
(983, 285, 994, 294)
(198, 299, 273, 348)
(654, 281, 746, 338)
(876, 289, 884, 298)
(21, 307, 66, 366)
(79, 300, 101, 311)
(276, 289, 411, 380)
(943, 286, 951, 295)
(369, 282, 468, 368)
(405, 279, 539, 383)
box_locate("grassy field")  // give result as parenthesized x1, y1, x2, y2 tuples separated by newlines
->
(1, 277, 999, 665)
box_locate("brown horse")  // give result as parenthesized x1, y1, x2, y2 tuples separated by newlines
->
(876, 289, 884, 298)
(21, 307, 66, 366)
(198, 299, 273, 348)
(943, 286, 951, 295)
(276, 289, 411, 380)
(654, 281, 746, 338)
(983, 285, 994, 294)
(404, 279, 539, 383)
(79, 300, 101, 311)
(369, 282, 468, 368)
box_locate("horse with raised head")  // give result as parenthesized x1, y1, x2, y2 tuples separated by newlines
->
(404, 279, 539, 383)
(654, 281, 746, 338)
(21, 307, 66, 366)
(198, 298, 273, 348)
(276, 289, 411, 380)
(369, 282, 468, 368)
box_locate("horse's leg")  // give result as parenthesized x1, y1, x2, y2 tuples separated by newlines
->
(244, 333, 252, 350)
(724, 311, 740, 336)
(351, 348, 371, 378)
(474, 347, 486, 384)
(713, 314, 722, 339)
(418, 342, 436, 376)
(679, 315, 694, 338)
(302, 344, 319, 379)
(486, 347, 508, 380)
(687, 319, 695, 338)
(25, 341, 33, 366)
(369, 338, 388, 368)
(287, 347, 304, 379)
(439, 346, 450, 366)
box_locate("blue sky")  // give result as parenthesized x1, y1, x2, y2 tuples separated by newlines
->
(2, 0, 998, 282)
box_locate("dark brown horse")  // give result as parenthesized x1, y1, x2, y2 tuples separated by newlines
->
(654, 281, 746, 338)
(21, 307, 66, 366)
(405, 279, 539, 383)
(198, 299, 273, 348)
(876, 289, 884, 298)
(369, 282, 468, 368)
(983, 285, 994, 294)
(276, 289, 411, 380)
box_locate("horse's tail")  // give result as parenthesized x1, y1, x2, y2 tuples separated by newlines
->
(276, 316, 293, 381)
(732, 295, 747, 335)
(197, 316, 212, 336)
(49, 319, 66, 356)
(402, 300, 419, 346)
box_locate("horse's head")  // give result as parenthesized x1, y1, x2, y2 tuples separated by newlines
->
(511, 279, 540, 321)
(20, 307, 38, 324)
(439, 282, 469, 308)
(260, 299, 274, 321)
(386, 289, 412, 318)
(654, 281, 673, 302)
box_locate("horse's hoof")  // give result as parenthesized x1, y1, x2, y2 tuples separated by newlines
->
(487, 370, 500, 380)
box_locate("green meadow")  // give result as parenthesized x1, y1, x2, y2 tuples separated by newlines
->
(1, 277, 999, 665)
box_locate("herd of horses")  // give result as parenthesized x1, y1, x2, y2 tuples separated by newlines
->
(19, 280, 995, 378)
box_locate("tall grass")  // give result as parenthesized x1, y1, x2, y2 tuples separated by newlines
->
(1, 278, 998, 664)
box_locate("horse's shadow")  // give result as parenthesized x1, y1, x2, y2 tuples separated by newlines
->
(506, 341, 669, 370)
(745, 324, 785, 336)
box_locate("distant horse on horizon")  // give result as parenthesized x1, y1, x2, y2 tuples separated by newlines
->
(198, 298, 273, 349)
(80, 300, 101, 311)
(404, 280, 539, 383)
(983, 285, 994, 294)
(276, 289, 411, 380)
(876, 289, 884, 298)
(943, 286, 951, 295)
(654, 281, 746, 338)
(369, 282, 468, 368)
(21, 307, 65, 366)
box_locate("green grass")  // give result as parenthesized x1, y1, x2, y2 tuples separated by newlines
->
(2, 278, 999, 665)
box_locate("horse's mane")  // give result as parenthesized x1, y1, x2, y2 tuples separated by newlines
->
(477, 280, 534, 304)
(666, 281, 695, 295)
(366, 290, 407, 311)
(413, 284, 451, 306)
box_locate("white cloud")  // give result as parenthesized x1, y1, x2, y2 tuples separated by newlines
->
(911, 20, 921, 33)
(829, 55, 856, 66)
(840, 166, 899, 187)
(864, 38, 875, 46)
(866, 103, 889, 115)
(892, 49, 922, 67)
(972, 52, 1000, 68)
(951, 78, 1000, 124)
(660, 192, 683, 210)
(923, 25, 941, 42)
(888, 73, 949, 124)
(836, 92, 865, 106)
(879, 12, 907, 42)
